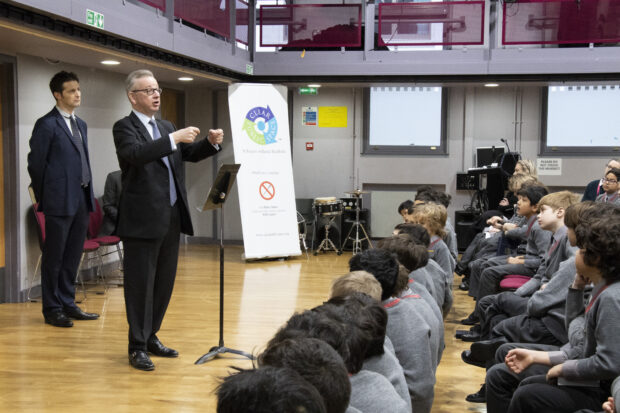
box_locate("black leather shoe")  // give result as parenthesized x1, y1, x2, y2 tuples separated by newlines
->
(459, 280, 469, 291)
(147, 337, 179, 358)
(129, 351, 155, 371)
(65, 307, 99, 320)
(460, 313, 479, 325)
(44, 311, 73, 327)
(471, 338, 508, 362)
(461, 350, 486, 368)
(460, 331, 482, 342)
(465, 384, 486, 403)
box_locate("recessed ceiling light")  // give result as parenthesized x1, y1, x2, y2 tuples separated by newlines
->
(307, 84, 321, 88)
(485, 83, 499, 87)
(101, 60, 120, 65)
(178, 77, 194, 81)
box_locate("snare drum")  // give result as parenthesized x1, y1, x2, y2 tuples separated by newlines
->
(313, 197, 343, 216)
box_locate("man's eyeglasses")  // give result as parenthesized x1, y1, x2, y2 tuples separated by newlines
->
(131, 87, 163, 96)
(603, 177, 619, 184)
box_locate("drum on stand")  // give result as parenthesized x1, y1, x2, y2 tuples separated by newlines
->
(312, 197, 343, 255)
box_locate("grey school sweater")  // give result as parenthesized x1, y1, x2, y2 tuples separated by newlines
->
(407, 278, 443, 323)
(348, 370, 410, 413)
(516, 225, 577, 297)
(362, 339, 412, 411)
(548, 282, 620, 388)
(400, 287, 444, 367)
(383, 296, 436, 413)
(526, 257, 577, 343)
(427, 259, 453, 316)
(444, 218, 458, 260)
(429, 235, 455, 275)
(410, 267, 440, 306)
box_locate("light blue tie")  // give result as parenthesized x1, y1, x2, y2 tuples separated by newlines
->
(149, 119, 177, 206)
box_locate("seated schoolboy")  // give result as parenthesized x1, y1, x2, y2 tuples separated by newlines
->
(414, 187, 458, 260)
(378, 233, 448, 320)
(596, 167, 620, 205)
(330, 274, 410, 409)
(258, 337, 351, 413)
(499, 210, 620, 413)
(216, 366, 327, 413)
(460, 191, 580, 343)
(397, 199, 414, 221)
(405, 203, 456, 276)
(325, 292, 412, 412)
(350, 249, 436, 413)
(463, 185, 551, 324)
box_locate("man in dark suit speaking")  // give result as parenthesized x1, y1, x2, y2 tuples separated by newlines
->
(113, 69, 223, 371)
(27, 71, 100, 328)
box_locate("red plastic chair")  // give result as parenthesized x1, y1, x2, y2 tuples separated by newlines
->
(499, 274, 531, 291)
(27, 186, 101, 302)
(88, 199, 123, 285)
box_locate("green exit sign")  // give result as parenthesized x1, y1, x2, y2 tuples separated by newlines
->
(299, 87, 318, 95)
(86, 9, 104, 29)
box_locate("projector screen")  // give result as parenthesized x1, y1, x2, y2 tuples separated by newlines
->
(364, 86, 446, 154)
(545, 85, 620, 148)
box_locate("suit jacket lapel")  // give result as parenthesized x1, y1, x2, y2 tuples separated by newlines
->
(129, 111, 153, 143)
(54, 110, 80, 152)
(155, 119, 176, 169)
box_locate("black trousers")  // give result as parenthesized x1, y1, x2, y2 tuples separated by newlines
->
(478, 292, 529, 339)
(486, 342, 559, 413)
(122, 203, 181, 352)
(41, 187, 90, 315)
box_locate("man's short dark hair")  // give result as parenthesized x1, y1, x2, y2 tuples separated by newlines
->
(326, 293, 388, 359)
(267, 310, 351, 372)
(49, 71, 79, 96)
(349, 249, 400, 300)
(377, 234, 429, 272)
(217, 366, 327, 413)
(516, 184, 549, 206)
(393, 223, 431, 247)
(258, 338, 351, 413)
(575, 203, 620, 283)
(606, 167, 620, 182)
(398, 199, 414, 214)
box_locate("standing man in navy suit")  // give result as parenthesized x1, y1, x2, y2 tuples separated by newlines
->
(113, 69, 223, 371)
(27, 71, 100, 327)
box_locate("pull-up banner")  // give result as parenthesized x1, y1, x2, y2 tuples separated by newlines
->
(228, 83, 301, 259)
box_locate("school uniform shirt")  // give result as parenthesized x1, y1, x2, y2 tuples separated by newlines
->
(362, 339, 412, 411)
(595, 192, 620, 205)
(383, 296, 436, 413)
(515, 225, 576, 297)
(548, 282, 620, 389)
(399, 287, 444, 367)
(348, 370, 410, 413)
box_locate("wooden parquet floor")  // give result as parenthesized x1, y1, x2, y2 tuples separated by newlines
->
(0, 245, 486, 412)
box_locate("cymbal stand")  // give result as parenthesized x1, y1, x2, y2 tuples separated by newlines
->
(314, 215, 342, 255)
(340, 196, 372, 255)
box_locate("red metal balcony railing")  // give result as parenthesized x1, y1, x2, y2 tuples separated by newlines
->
(174, 0, 249, 44)
(259, 4, 362, 48)
(503, 0, 620, 45)
(378, 1, 485, 46)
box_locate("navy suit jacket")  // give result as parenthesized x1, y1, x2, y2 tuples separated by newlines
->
(112, 112, 220, 239)
(27, 107, 95, 215)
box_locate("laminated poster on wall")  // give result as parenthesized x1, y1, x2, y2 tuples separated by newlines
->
(318, 106, 347, 128)
(302, 106, 317, 126)
(228, 83, 301, 259)
(537, 158, 562, 176)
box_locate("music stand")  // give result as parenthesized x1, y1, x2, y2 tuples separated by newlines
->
(195, 163, 253, 365)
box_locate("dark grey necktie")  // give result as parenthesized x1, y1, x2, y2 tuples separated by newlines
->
(69, 116, 91, 186)
(149, 119, 177, 206)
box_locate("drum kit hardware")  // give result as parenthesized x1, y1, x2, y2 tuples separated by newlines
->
(312, 197, 343, 255)
(340, 189, 372, 255)
(310, 190, 372, 256)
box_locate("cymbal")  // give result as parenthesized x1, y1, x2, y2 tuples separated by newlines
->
(345, 189, 369, 195)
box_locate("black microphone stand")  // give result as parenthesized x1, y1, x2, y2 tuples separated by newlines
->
(195, 164, 253, 365)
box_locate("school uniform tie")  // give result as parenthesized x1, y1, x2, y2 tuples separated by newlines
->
(69, 116, 91, 187)
(149, 119, 177, 206)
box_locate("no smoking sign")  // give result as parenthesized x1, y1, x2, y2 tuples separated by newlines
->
(259, 181, 275, 200)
